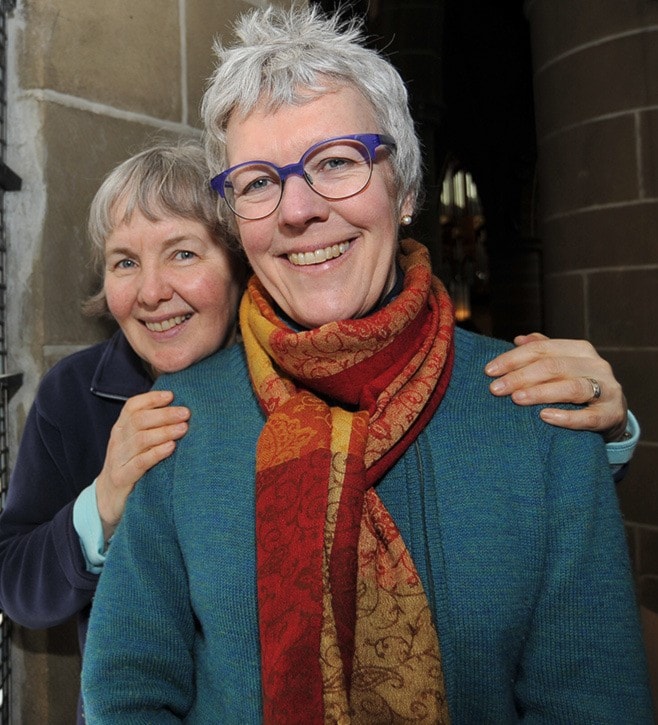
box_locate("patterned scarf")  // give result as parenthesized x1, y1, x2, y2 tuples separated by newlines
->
(240, 239, 454, 724)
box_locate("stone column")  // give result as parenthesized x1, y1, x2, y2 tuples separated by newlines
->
(524, 1, 658, 604)
(4, 1, 281, 722)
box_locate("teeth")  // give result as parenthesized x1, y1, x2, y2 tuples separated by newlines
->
(288, 242, 350, 267)
(145, 314, 191, 332)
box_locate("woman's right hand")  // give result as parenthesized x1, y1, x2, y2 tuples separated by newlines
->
(485, 333, 627, 442)
(95, 390, 190, 542)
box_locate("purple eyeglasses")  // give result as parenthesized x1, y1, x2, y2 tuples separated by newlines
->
(210, 133, 396, 220)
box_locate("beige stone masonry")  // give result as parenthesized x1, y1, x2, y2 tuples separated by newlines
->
(5, 2, 294, 722)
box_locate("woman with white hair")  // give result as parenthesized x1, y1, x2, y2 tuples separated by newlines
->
(82, 6, 651, 722)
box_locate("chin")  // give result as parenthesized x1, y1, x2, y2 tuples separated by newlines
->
(152, 356, 194, 375)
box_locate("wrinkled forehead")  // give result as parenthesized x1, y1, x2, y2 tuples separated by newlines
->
(226, 77, 375, 132)
(225, 84, 379, 154)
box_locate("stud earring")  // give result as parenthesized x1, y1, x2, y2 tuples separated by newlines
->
(401, 214, 413, 226)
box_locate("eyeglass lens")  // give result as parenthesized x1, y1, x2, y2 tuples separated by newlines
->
(224, 138, 374, 220)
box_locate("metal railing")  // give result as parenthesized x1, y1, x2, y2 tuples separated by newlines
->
(0, 0, 21, 720)
(0, 375, 20, 725)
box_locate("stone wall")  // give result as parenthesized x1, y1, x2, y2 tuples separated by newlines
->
(3, 1, 290, 721)
(375, 0, 658, 706)
(524, 0, 658, 612)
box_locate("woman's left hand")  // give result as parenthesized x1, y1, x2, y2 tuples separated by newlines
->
(485, 332, 627, 442)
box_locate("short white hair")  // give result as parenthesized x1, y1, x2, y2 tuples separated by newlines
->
(201, 4, 423, 225)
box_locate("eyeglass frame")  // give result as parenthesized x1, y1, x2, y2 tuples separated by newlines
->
(209, 133, 397, 220)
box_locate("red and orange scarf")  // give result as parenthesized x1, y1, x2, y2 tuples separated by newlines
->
(240, 239, 454, 724)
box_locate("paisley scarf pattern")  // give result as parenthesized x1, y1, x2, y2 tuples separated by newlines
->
(240, 239, 454, 723)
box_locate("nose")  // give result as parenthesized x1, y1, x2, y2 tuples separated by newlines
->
(276, 174, 330, 227)
(136, 265, 174, 307)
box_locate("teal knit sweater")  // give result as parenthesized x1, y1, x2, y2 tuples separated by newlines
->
(82, 328, 653, 723)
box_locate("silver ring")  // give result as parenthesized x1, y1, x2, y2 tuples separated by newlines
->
(587, 378, 602, 401)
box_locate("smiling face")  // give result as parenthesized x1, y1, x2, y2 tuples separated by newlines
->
(103, 209, 241, 376)
(225, 85, 413, 329)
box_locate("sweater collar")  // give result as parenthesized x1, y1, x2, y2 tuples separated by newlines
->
(90, 330, 153, 401)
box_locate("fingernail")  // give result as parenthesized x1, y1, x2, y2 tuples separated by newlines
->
(541, 409, 566, 422)
(490, 379, 505, 393)
(485, 362, 499, 375)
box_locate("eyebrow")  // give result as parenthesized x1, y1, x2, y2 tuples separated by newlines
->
(104, 234, 205, 259)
